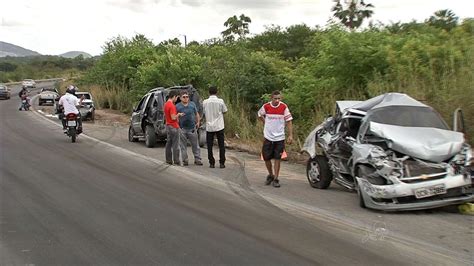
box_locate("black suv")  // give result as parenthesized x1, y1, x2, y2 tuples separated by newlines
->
(128, 85, 206, 147)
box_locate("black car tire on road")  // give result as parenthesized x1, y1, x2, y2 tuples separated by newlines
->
(198, 128, 206, 148)
(306, 155, 333, 189)
(145, 125, 156, 148)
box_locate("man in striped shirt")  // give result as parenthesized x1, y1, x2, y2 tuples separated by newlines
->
(258, 90, 293, 187)
(203, 86, 228, 168)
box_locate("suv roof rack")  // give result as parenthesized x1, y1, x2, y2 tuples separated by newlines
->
(167, 85, 193, 90)
(148, 87, 166, 93)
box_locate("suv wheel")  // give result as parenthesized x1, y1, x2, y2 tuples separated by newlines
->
(198, 128, 206, 147)
(145, 125, 156, 148)
(306, 155, 333, 189)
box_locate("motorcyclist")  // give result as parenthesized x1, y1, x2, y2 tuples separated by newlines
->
(58, 85, 84, 133)
(18, 87, 30, 111)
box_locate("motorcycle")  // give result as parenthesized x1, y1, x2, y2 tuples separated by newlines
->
(19, 96, 31, 111)
(64, 113, 82, 143)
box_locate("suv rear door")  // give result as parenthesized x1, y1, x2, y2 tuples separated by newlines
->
(131, 94, 149, 134)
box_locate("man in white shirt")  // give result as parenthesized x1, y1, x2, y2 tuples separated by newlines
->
(202, 86, 228, 168)
(58, 86, 83, 133)
(258, 90, 293, 188)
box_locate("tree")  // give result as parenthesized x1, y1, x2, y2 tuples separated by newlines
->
(221, 14, 252, 42)
(331, 0, 374, 30)
(427, 9, 458, 31)
(159, 38, 182, 47)
(0, 62, 18, 72)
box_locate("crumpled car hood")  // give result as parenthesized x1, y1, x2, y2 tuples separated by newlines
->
(369, 122, 465, 162)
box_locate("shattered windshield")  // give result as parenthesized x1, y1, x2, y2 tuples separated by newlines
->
(368, 106, 449, 130)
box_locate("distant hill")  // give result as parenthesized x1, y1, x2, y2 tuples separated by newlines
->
(59, 51, 92, 58)
(0, 41, 41, 57)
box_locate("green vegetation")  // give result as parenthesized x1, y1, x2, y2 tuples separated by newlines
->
(78, 9, 473, 146)
(0, 55, 95, 83)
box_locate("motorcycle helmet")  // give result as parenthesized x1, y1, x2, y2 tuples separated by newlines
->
(66, 85, 76, 95)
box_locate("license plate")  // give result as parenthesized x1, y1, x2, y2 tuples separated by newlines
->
(414, 184, 447, 199)
(67, 120, 77, 126)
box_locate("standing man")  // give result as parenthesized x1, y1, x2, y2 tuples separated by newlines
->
(258, 90, 293, 188)
(203, 86, 228, 168)
(176, 91, 203, 166)
(164, 90, 184, 165)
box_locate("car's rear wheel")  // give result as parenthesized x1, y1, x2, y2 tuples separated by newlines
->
(145, 125, 156, 148)
(306, 155, 333, 189)
(128, 126, 138, 142)
(198, 128, 206, 147)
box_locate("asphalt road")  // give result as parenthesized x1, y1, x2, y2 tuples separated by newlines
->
(0, 82, 470, 265)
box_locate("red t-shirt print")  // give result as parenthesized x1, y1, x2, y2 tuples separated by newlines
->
(164, 100, 179, 128)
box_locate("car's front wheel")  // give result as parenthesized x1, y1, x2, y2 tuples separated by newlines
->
(145, 125, 156, 148)
(306, 155, 333, 189)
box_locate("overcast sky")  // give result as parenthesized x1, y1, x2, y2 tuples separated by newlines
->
(1, 0, 472, 56)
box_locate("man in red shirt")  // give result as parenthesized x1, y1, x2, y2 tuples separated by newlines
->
(164, 90, 184, 165)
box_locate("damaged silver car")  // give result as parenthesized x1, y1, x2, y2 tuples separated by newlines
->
(302, 93, 473, 211)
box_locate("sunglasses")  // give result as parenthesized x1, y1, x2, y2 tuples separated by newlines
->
(181, 95, 189, 98)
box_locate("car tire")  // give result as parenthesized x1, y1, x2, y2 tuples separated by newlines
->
(128, 126, 138, 142)
(38, 100, 42, 106)
(198, 128, 206, 147)
(145, 125, 156, 148)
(306, 155, 333, 189)
(90, 111, 95, 121)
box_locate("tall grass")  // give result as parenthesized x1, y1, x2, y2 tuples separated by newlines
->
(86, 85, 134, 114)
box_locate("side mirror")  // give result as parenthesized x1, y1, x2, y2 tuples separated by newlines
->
(453, 108, 465, 133)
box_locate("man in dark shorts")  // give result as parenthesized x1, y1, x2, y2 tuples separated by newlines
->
(258, 90, 293, 187)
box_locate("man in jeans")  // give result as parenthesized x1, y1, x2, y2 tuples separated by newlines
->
(203, 86, 227, 168)
(164, 90, 184, 165)
(176, 91, 203, 166)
